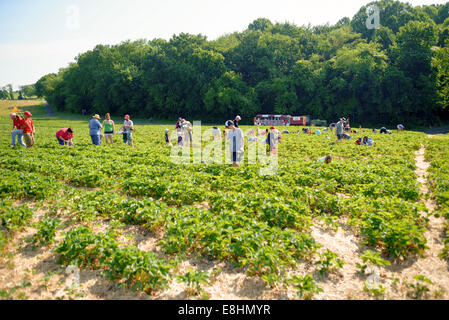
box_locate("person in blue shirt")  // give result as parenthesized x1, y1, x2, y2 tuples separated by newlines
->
(89, 114, 103, 145)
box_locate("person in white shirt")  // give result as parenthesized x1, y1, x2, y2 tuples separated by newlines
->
(120, 115, 134, 146)
(181, 118, 193, 147)
(211, 126, 222, 141)
(225, 120, 244, 167)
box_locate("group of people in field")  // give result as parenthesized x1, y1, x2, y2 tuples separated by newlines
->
(9, 111, 135, 148)
(8, 110, 406, 168)
(9, 111, 35, 148)
(88, 113, 134, 146)
(164, 115, 282, 167)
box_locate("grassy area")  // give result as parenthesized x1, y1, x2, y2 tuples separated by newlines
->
(0, 100, 45, 116)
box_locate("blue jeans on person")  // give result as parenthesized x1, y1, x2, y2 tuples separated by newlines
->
(12, 129, 26, 147)
(57, 136, 65, 145)
(90, 134, 101, 145)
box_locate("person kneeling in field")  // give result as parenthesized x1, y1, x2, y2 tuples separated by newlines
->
(225, 120, 244, 168)
(363, 136, 374, 146)
(56, 128, 74, 146)
(20, 111, 35, 148)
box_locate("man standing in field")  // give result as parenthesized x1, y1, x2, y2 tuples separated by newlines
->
(20, 111, 35, 148)
(335, 118, 345, 143)
(226, 120, 244, 168)
(122, 114, 134, 147)
(89, 114, 102, 145)
(9, 113, 26, 148)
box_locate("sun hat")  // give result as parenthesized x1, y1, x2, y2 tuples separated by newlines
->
(165, 129, 169, 133)
(270, 126, 275, 130)
(124, 115, 130, 120)
(92, 114, 100, 120)
(236, 115, 242, 121)
(9, 113, 16, 119)
(225, 120, 234, 128)
(24, 111, 32, 117)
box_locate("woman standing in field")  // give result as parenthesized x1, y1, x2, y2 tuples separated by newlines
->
(103, 113, 115, 144)
(21, 111, 35, 148)
(89, 114, 102, 146)
(225, 120, 244, 168)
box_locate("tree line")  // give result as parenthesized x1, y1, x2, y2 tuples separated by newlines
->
(35, 0, 449, 126)
(1, 84, 36, 100)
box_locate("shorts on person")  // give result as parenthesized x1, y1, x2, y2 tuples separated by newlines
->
(23, 133, 34, 147)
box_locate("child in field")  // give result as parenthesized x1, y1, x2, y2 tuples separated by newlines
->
(355, 137, 362, 145)
(165, 129, 173, 146)
(20, 111, 35, 148)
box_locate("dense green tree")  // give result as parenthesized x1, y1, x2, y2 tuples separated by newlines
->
(35, 1, 449, 126)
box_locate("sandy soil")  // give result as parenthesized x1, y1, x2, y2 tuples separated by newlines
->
(1, 142, 448, 300)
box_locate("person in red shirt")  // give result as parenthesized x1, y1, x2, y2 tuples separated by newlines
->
(20, 111, 35, 148)
(9, 113, 26, 147)
(56, 128, 74, 146)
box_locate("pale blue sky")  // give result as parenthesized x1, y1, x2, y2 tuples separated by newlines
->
(0, 0, 447, 89)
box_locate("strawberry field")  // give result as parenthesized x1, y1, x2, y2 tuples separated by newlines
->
(1, 103, 449, 300)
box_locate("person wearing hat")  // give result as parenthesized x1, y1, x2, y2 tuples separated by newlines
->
(266, 126, 281, 154)
(9, 113, 26, 148)
(20, 111, 35, 148)
(175, 118, 184, 146)
(120, 114, 134, 146)
(165, 129, 172, 146)
(89, 114, 103, 145)
(181, 118, 193, 148)
(335, 118, 345, 143)
(233, 115, 242, 128)
(225, 120, 244, 167)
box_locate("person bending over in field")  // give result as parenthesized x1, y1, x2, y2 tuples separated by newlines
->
(9, 113, 26, 148)
(89, 114, 102, 146)
(226, 120, 244, 168)
(363, 136, 374, 146)
(103, 113, 115, 144)
(56, 128, 74, 146)
(317, 155, 332, 164)
(212, 127, 222, 141)
(20, 111, 35, 148)
(120, 115, 134, 147)
(355, 137, 362, 145)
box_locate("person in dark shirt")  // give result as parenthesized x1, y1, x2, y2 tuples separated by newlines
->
(233, 115, 241, 128)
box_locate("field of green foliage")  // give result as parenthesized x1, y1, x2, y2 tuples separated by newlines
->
(1, 102, 448, 300)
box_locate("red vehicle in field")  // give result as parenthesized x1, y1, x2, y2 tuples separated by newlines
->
(254, 115, 310, 126)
